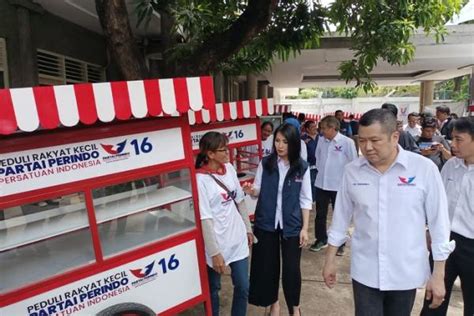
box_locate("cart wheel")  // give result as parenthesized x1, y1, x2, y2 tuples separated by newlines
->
(96, 303, 155, 316)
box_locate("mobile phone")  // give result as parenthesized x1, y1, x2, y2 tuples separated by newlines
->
(419, 142, 433, 150)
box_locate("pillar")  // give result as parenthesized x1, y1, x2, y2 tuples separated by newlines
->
(469, 67, 474, 114)
(419, 80, 434, 113)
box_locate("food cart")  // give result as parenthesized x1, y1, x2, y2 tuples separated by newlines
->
(188, 99, 275, 219)
(0, 77, 217, 316)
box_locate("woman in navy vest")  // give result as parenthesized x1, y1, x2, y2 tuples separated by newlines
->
(243, 123, 312, 316)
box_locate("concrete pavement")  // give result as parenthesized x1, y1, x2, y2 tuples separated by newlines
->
(181, 211, 464, 315)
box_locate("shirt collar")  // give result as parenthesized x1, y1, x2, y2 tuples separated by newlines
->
(394, 146, 410, 169)
(277, 156, 290, 166)
(453, 157, 472, 170)
(325, 132, 342, 143)
(196, 163, 227, 175)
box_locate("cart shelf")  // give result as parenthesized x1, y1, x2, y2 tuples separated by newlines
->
(0, 186, 192, 251)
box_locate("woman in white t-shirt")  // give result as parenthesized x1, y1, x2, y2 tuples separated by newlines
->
(195, 132, 253, 316)
(261, 121, 274, 157)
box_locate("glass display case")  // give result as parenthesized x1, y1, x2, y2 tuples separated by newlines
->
(0, 169, 196, 293)
(0, 193, 95, 292)
(92, 170, 195, 257)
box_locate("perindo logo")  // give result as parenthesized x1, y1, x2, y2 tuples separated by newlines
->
(398, 176, 416, 186)
(100, 140, 131, 163)
(101, 140, 127, 155)
(334, 145, 343, 152)
(130, 261, 155, 278)
(220, 191, 236, 205)
(130, 261, 158, 287)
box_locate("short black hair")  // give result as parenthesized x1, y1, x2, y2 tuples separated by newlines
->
(408, 112, 419, 119)
(360, 109, 397, 135)
(436, 105, 451, 115)
(419, 111, 434, 125)
(335, 110, 343, 115)
(297, 113, 306, 122)
(381, 103, 398, 117)
(261, 121, 274, 131)
(420, 111, 433, 119)
(422, 118, 437, 129)
(303, 120, 315, 130)
(453, 117, 474, 138)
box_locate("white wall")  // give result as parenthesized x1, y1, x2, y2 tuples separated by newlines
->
(283, 97, 467, 122)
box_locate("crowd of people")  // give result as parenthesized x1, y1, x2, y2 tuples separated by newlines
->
(194, 104, 474, 316)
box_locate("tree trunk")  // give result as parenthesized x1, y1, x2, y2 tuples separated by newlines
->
(95, 0, 148, 80)
(176, 0, 278, 76)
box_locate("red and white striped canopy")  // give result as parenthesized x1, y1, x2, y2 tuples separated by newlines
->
(291, 112, 322, 121)
(188, 99, 274, 125)
(324, 112, 362, 120)
(274, 104, 291, 114)
(0, 76, 215, 135)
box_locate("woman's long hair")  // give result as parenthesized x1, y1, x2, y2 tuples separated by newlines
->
(195, 132, 228, 169)
(264, 123, 301, 172)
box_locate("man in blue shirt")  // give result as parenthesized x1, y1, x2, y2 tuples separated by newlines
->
(335, 110, 353, 137)
(301, 120, 319, 202)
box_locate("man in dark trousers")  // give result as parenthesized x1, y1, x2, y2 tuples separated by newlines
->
(323, 109, 453, 316)
(310, 116, 358, 256)
(381, 103, 420, 154)
(421, 116, 474, 316)
(301, 120, 319, 203)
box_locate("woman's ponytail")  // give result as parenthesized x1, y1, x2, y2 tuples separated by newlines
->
(195, 152, 208, 169)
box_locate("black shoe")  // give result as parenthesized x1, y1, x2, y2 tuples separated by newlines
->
(336, 245, 345, 256)
(309, 240, 328, 252)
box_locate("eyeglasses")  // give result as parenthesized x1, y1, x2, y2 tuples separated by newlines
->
(214, 147, 229, 153)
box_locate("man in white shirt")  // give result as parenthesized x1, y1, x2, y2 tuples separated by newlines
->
(323, 109, 454, 316)
(404, 112, 422, 137)
(309, 116, 358, 254)
(421, 116, 474, 316)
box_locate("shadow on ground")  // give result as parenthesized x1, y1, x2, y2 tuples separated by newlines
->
(180, 209, 464, 315)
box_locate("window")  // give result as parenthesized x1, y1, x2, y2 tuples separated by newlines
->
(37, 49, 105, 85)
(0, 38, 8, 88)
(0, 193, 95, 292)
(92, 169, 195, 257)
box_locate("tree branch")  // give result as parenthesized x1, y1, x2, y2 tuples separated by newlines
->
(177, 0, 278, 76)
